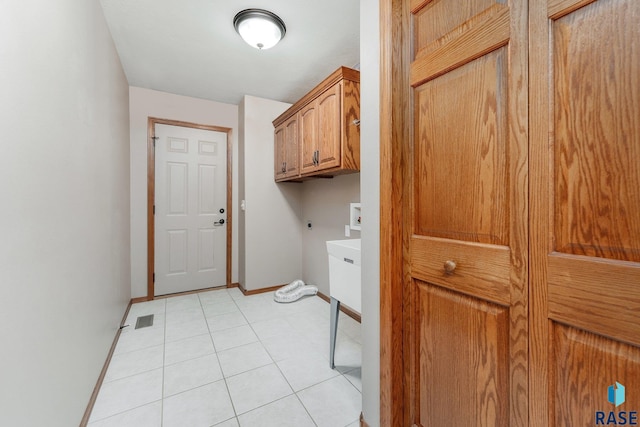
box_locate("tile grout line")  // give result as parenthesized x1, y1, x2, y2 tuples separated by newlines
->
(293, 392, 320, 427)
(91, 300, 167, 424)
(243, 293, 321, 426)
(161, 298, 167, 427)
(200, 290, 241, 422)
(228, 291, 308, 422)
(289, 297, 362, 424)
(102, 290, 361, 426)
(231, 291, 301, 423)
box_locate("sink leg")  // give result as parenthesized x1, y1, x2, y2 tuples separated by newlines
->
(329, 297, 340, 369)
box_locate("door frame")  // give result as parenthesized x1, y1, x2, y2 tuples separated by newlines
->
(379, 0, 410, 424)
(147, 117, 233, 299)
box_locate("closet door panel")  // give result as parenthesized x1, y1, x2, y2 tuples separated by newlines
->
(414, 48, 508, 245)
(405, 0, 529, 426)
(553, 0, 640, 262)
(552, 325, 640, 426)
(416, 281, 509, 427)
(530, 0, 640, 423)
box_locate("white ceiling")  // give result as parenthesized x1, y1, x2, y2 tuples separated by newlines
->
(99, 0, 360, 105)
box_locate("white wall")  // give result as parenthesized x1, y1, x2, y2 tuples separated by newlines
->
(0, 1, 131, 426)
(129, 87, 239, 298)
(239, 95, 303, 291)
(237, 94, 361, 297)
(301, 175, 361, 296)
(360, 0, 381, 424)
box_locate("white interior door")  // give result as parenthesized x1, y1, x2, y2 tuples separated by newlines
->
(154, 124, 227, 296)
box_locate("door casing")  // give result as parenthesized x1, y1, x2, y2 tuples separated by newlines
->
(380, 0, 410, 424)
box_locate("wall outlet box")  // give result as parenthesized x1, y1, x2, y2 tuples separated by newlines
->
(350, 203, 361, 230)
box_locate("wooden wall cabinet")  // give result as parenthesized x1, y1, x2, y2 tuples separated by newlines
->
(273, 66, 360, 182)
(274, 113, 299, 181)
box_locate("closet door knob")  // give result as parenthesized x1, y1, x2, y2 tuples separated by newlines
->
(444, 260, 457, 273)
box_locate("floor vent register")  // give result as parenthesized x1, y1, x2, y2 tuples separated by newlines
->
(135, 314, 154, 329)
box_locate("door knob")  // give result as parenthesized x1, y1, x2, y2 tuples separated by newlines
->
(214, 219, 225, 226)
(444, 260, 456, 273)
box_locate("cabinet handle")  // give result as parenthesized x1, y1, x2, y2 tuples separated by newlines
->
(282, 162, 286, 173)
(444, 260, 457, 274)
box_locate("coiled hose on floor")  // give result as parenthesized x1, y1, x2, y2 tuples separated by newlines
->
(274, 280, 318, 303)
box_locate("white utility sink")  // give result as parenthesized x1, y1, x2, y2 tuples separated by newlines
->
(326, 238, 361, 312)
(326, 238, 361, 369)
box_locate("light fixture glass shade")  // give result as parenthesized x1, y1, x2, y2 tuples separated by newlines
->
(233, 9, 286, 50)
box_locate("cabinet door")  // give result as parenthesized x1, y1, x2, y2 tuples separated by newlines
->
(341, 80, 361, 171)
(284, 114, 299, 178)
(530, 0, 640, 423)
(274, 123, 286, 181)
(300, 100, 318, 174)
(405, 1, 528, 426)
(316, 83, 341, 171)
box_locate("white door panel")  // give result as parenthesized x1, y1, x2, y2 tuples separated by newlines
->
(155, 124, 227, 295)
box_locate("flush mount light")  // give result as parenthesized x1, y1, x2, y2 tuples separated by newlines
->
(233, 9, 286, 50)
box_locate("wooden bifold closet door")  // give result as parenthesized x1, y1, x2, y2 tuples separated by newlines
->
(382, 0, 640, 425)
(404, 0, 528, 425)
(529, 0, 640, 424)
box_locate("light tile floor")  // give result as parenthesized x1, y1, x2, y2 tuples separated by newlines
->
(89, 287, 362, 427)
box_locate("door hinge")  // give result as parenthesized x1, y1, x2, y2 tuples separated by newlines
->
(152, 136, 159, 147)
(153, 205, 156, 215)
(153, 273, 155, 283)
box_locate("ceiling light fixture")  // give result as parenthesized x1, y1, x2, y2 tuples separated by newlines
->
(233, 9, 286, 50)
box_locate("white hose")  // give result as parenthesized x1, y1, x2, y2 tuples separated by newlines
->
(275, 279, 304, 297)
(274, 280, 318, 303)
